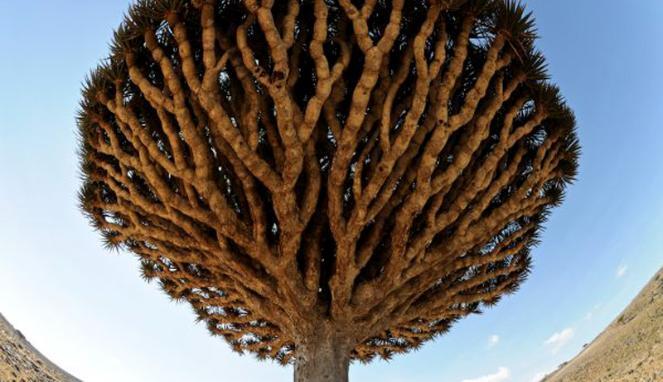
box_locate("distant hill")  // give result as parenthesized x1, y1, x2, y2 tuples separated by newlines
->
(542, 266, 663, 382)
(0, 313, 81, 382)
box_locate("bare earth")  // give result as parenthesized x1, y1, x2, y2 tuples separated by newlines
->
(543, 266, 663, 382)
(0, 313, 80, 382)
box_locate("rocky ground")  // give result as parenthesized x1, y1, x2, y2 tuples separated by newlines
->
(543, 266, 663, 382)
(0, 313, 80, 382)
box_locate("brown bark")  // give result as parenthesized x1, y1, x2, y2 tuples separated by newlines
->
(294, 324, 351, 382)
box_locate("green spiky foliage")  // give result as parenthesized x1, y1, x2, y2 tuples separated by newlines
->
(78, 0, 579, 375)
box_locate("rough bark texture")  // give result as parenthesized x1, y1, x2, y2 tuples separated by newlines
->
(294, 323, 351, 382)
(78, 0, 579, 375)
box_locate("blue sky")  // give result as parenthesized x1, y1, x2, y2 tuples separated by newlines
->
(0, 1, 662, 381)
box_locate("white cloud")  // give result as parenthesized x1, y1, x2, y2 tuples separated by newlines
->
(461, 367, 511, 382)
(530, 371, 548, 382)
(616, 264, 628, 278)
(544, 327, 574, 354)
(487, 334, 500, 348)
(584, 303, 603, 321)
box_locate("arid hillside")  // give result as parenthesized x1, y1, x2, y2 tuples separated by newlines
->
(0, 313, 80, 382)
(543, 266, 663, 382)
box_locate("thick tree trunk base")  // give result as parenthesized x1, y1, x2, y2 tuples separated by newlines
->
(293, 326, 350, 382)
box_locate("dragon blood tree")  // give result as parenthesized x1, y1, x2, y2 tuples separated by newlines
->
(78, 0, 579, 380)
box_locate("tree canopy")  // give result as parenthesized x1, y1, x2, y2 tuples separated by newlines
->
(78, 0, 579, 372)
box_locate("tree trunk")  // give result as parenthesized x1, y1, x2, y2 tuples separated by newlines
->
(293, 327, 350, 382)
